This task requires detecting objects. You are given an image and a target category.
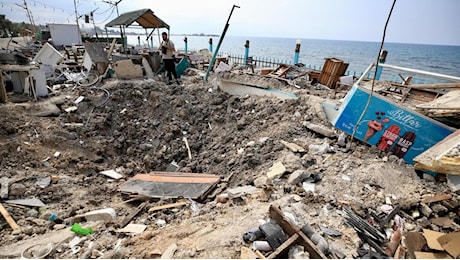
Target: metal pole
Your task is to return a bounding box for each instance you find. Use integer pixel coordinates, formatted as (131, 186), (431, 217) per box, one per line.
(294, 39), (301, 64)
(244, 40), (249, 65)
(103, 0), (124, 50)
(375, 50), (387, 80)
(18, 1), (38, 40)
(90, 9), (99, 40)
(73, 0), (82, 44)
(205, 4), (240, 82)
(184, 36), (188, 53)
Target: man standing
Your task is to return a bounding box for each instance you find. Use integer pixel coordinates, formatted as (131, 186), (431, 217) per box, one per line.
(160, 32), (180, 85)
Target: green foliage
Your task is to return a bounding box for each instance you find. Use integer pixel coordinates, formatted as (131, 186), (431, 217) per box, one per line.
(0, 14), (47, 38)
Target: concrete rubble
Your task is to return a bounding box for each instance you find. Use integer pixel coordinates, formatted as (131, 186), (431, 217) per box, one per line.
(0, 36), (459, 259)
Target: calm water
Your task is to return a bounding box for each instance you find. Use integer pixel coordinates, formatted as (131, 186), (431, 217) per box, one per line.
(126, 34), (460, 83)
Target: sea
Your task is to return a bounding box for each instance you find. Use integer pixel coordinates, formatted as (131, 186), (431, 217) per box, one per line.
(123, 34), (460, 84)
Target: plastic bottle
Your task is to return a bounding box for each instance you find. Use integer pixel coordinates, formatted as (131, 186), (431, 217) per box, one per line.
(70, 223), (93, 236)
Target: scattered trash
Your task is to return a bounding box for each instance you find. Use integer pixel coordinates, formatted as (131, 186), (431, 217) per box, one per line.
(74, 96), (84, 104)
(35, 176), (51, 188)
(188, 198), (200, 212)
(72, 208), (116, 224)
(252, 240), (272, 251)
(70, 223), (93, 236)
(309, 142), (335, 154)
(156, 219), (166, 228)
(99, 169), (123, 180)
(302, 182), (315, 192)
(4, 198), (46, 207)
(21, 243), (53, 259)
(119, 172), (220, 201)
(117, 224), (147, 234)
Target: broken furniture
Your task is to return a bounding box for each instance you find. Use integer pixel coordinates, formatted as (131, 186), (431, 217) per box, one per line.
(0, 64), (47, 98)
(119, 172), (220, 201)
(268, 64), (291, 78)
(318, 58), (349, 88)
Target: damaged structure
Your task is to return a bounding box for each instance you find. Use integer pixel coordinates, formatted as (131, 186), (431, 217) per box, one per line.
(1, 10), (460, 259)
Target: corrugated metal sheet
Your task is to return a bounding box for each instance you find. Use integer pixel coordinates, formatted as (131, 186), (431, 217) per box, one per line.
(105, 8), (169, 29)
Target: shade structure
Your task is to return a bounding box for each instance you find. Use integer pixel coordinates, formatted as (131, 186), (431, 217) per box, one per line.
(105, 8), (169, 29)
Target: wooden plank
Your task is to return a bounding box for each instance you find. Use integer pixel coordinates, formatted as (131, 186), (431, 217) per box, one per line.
(130, 173), (220, 183)
(0, 71), (7, 103)
(268, 205), (326, 259)
(398, 82), (460, 90)
(414, 129), (460, 175)
(119, 201), (148, 228)
(119, 172), (220, 201)
(106, 38), (117, 59)
(148, 201), (188, 213)
(268, 205), (298, 236)
(267, 233), (298, 259)
(254, 250), (266, 259)
(421, 194), (453, 204)
(416, 90), (460, 110)
(0, 202), (20, 231)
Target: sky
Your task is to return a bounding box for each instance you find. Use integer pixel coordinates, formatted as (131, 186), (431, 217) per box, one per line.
(1, 0), (459, 46)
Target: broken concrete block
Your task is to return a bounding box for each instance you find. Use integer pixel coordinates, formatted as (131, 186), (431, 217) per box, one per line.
(419, 203), (433, 217)
(280, 140), (306, 153)
(287, 170), (309, 185)
(142, 57), (154, 79)
(113, 60), (143, 79)
(99, 169), (123, 179)
(253, 176), (272, 188)
(227, 185), (259, 198)
(446, 174), (460, 193)
(267, 161), (286, 179)
(161, 243), (178, 259)
(304, 122), (335, 137)
(72, 208), (116, 224)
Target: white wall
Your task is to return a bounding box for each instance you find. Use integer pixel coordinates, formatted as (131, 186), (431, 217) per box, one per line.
(48, 24), (81, 46)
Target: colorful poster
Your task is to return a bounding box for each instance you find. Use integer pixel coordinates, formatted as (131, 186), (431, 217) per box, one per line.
(332, 85), (454, 164)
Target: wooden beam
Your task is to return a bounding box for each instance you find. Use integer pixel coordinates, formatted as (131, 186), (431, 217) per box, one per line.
(148, 201), (188, 213)
(119, 201), (148, 228)
(0, 71), (7, 103)
(404, 82), (460, 90)
(268, 205), (326, 259)
(267, 233), (299, 259)
(0, 202), (20, 231)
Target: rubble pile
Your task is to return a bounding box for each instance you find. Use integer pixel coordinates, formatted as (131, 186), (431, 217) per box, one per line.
(0, 38), (459, 259)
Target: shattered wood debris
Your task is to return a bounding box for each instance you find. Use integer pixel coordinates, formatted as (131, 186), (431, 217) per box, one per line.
(119, 172), (221, 201)
(414, 129), (460, 176)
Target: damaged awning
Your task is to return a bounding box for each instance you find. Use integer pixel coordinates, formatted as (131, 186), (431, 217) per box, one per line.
(105, 9), (169, 29)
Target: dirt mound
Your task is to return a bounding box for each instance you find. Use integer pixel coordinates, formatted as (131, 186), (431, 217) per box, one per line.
(0, 71), (457, 259)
